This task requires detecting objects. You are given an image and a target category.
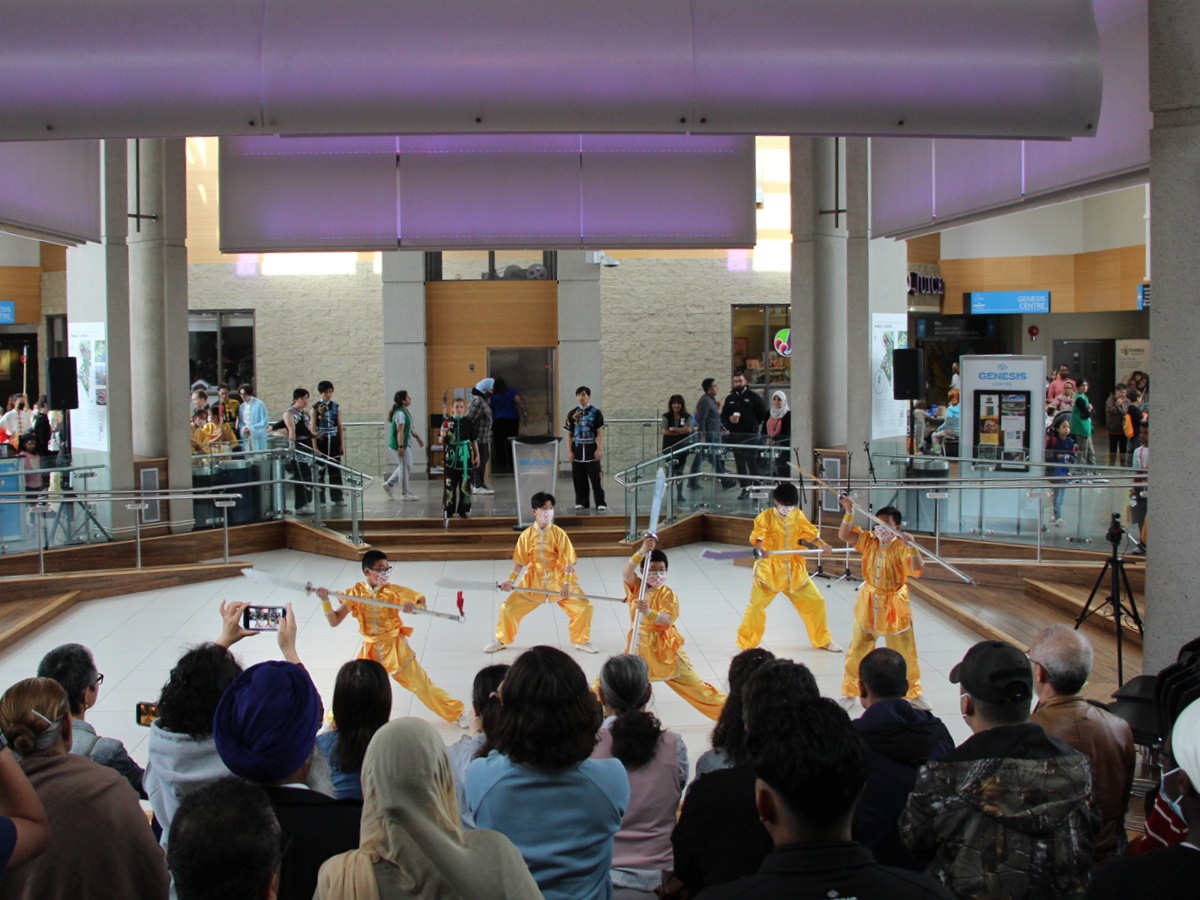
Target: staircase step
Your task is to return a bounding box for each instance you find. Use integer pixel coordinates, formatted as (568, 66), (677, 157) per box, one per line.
(0, 592), (82, 654)
(1024, 579), (1143, 646)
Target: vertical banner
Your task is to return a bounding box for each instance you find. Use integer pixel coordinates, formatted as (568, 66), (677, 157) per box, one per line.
(959, 355), (1046, 464)
(511, 437), (561, 527)
(67, 321), (108, 451)
(1115, 340), (1150, 385)
(870, 313), (909, 440)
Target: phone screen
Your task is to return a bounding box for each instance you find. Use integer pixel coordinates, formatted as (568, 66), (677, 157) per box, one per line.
(242, 605), (287, 632)
(136, 701), (159, 727)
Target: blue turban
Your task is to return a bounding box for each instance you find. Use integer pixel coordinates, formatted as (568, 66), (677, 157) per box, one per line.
(475, 378), (495, 393)
(213, 661), (322, 784)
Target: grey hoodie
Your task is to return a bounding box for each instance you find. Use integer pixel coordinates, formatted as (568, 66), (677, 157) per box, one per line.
(143, 721), (233, 848)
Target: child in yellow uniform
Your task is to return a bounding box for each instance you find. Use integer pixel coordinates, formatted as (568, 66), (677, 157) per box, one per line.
(836, 496), (928, 710)
(623, 536), (727, 720)
(318, 550), (466, 725)
(736, 482), (843, 653)
(484, 491), (597, 654)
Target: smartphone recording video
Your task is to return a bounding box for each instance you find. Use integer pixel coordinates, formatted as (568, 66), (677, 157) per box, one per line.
(242, 605), (287, 632)
(136, 701), (159, 727)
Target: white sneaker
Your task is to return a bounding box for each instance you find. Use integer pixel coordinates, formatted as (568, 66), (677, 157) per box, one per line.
(909, 696), (932, 711)
(382, 482), (395, 498)
(574, 504), (586, 510)
(597, 504), (608, 511)
(401, 492), (419, 501)
(574, 641), (599, 654)
(474, 486), (495, 495)
(820, 640), (844, 653)
(838, 696), (858, 712)
(483, 640), (508, 654)
(1055, 518), (1066, 526)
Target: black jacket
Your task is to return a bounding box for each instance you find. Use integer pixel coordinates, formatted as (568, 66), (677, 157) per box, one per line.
(721, 388), (768, 435)
(263, 785), (362, 900)
(672, 765), (773, 892)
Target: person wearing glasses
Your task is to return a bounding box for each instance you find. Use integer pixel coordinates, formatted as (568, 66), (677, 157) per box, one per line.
(317, 550), (466, 727)
(36, 643), (146, 797)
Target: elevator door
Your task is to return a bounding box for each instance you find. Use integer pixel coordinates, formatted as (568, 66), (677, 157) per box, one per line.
(487, 347), (556, 435)
(1053, 339), (1115, 426)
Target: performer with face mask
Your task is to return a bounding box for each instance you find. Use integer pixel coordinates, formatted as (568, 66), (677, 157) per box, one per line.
(736, 482), (843, 653)
(484, 492), (598, 654)
(836, 496), (928, 711)
(317, 550), (466, 725)
(621, 536), (726, 719)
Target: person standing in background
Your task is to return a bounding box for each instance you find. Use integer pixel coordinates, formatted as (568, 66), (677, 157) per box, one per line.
(1105, 383), (1130, 466)
(1070, 378), (1096, 471)
(949, 361), (961, 393)
(765, 390), (791, 478)
(661, 394), (693, 502)
(721, 371), (768, 499)
(383, 390), (423, 501)
(466, 378), (495, 495)
(489, 377), (528, 474)
(312, 381), (345, 505)
(237, 384), (270, 452)
(687, 377), (729, 489)
(565, 386), (607, 511)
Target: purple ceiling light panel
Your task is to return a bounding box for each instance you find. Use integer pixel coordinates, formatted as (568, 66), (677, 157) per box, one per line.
(0, 0), (1101, 141)
(0, 141), (100, 243)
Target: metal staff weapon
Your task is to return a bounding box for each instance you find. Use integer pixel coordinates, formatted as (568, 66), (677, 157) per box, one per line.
(241, 568), (466, 621)
(701, 547), (855, 561)
(434, 576), (627, 604)
(793, 465), (976, 585)
(628, 467), (668, 652)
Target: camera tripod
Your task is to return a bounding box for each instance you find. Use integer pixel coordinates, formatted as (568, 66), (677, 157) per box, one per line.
(1075, 513), (1144, 686)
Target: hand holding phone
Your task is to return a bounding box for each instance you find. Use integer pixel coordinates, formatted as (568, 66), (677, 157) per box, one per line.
(135, 701), (159, 727)
(242, 605), (288, 632)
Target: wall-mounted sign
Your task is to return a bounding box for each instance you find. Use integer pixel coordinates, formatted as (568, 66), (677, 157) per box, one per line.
(915, 316), (998, 340)
(0, 302), (14, 325)
(772, 328), (792, 357)
(1138, 284), (1150, 310)
(907, 272), (945, 295)
(967, 290), (1050, 315)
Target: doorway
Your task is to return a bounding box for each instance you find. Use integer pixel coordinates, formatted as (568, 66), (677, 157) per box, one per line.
(487, 347), (556, 436)
(1053, 339), (1115, 428)
(0, 332), (39, 405)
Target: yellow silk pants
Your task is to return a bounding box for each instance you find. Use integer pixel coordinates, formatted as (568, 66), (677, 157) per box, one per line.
(840, 622), (922, 700)
(494, 591), (594, 645)
(736, 578), (833, 650)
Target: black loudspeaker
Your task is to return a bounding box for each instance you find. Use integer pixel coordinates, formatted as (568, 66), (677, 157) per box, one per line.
(47, 357), (79, 410)
(892, 349), (925, 401)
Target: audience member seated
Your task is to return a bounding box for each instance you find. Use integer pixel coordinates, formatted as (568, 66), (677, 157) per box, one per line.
(1029, 625), (1135, 863)
(167, 777), (282, 900)
(696, 691), (954, 899)
(900, 640), (1098, 899)
(1083, 697), (1200, 899)
(0, 727), (48, 874)
(851, 648), (953, 870)
(317, 718), (541, 900)
(316, 659), (392, 801)
(145, 600), (266, 847)
(37, 642), (146, 797)
(446, 663), (508, 829)
(0, 677), (169, 898)
(668, 660), (816, 898)
(593, 654), (688, 899)
(214, 641), (362, 900)
(467, 645), (630, 900)
(693, 649), (775, 777)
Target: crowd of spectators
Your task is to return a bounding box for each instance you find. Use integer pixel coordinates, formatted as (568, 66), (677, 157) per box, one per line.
(0, 601), (1193, 900)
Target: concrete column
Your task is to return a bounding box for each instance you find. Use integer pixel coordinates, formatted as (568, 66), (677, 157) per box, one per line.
(1143, 0), (1200, 671)
(65, 140), (135, 531)
(126, 138), (192, 530)
(844, 138), (872, 463)
(558, 251), (602, 466)
(381, 251), (427, 468)
(790, 138), (818, 470)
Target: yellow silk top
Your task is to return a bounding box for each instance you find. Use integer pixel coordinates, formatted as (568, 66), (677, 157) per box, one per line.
(512, 523), (578, 595)
(623, 577), (686, 681)
(851, 526), (921, 635)
(750, 507), (820, 592)
(342, 582), (426, 672)
(190, 422), (220, 455)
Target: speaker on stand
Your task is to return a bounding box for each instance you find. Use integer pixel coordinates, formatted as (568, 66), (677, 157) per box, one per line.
(892, 348), (925, 469)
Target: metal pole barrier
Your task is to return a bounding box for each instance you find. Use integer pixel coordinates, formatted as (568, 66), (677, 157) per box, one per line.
(126, 503), (148, 569)
(927, 491), (949, 557)
(33, 503), (52, 575)
(1027, 490), (1052, 563)
(215, 500), (237, 563)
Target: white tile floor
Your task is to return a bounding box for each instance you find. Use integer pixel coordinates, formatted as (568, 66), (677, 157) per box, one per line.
(0, 543), (982, 776)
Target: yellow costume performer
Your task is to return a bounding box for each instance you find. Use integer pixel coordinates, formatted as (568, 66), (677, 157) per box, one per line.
(491, 520), (594, 647)
(839, 515), (924, 702)
(624, 567), (726, 720)
(335, 581), (464, 723)
(737, 503), (835, 651)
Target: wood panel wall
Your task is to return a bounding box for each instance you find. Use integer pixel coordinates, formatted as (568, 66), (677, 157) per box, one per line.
(907, 234), (941, 266)
(0, 267), (43, 324)
(940, 244), (1147, 315)
(425, 281), (558, 418)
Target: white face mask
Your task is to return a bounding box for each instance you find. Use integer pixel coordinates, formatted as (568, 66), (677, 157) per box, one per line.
(874, 525), (896, 544)
(644, 570), (667, 589)
(534, 509), (554, 527)
(775, 504), (794, 518)
(371, 569), (391, 587)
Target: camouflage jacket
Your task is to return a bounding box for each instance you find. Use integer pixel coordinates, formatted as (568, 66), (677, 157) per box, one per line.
(899, 722), (1099, 900)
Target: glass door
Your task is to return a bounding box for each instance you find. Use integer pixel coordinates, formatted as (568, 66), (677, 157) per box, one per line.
(731, 304), (791, 401)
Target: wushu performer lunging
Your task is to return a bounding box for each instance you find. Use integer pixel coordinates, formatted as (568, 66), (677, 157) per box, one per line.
(483, 492), (598, 654)
(736, 482), (843, 653)
(836, 495), (930, 711)
(318, 550), (466, 725)
(623, 535), (726, 720)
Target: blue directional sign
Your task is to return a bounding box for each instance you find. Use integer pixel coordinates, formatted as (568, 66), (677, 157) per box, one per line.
(0, 302), (14, 324)
(967, 290), (1050, 315)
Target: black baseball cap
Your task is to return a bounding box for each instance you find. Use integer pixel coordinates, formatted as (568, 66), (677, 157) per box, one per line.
(949, 640), (1033, 705)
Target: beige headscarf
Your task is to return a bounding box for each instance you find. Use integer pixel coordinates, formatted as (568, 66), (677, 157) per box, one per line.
(315, 718), (542, 900)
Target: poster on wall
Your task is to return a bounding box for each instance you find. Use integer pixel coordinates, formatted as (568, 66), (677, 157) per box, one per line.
(67, 321), (108, 452)
(959, 355), (1045, 466)
(1115, 340), (1150, 386)
(870, 313), (909, 440)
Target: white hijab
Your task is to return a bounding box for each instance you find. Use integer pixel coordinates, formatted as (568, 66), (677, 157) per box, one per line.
(769, 391), (790, 419)
(315, 718), (540, 900)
